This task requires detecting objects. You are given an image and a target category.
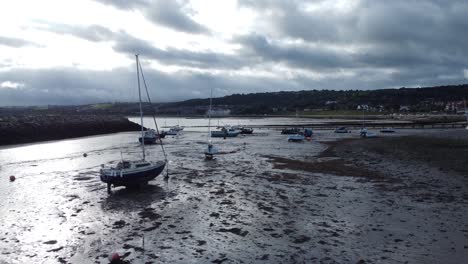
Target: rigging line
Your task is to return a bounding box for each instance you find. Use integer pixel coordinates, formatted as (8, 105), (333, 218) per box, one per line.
(136, 54), (146, 161)
(137, 60), (169, 163)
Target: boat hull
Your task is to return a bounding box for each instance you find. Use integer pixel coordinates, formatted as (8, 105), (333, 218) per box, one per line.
(288, 135), (305, 142)
(139, 137), (157, 144)
(211, 131), (239, 137)
(100, 162), (165, 187)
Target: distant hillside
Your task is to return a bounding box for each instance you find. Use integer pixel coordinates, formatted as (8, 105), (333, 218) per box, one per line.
(1, 84), (467, 116)
(158, 84), (468, 115)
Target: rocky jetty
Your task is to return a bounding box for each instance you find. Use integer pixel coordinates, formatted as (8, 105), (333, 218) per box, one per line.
(0, 114), (141, 146)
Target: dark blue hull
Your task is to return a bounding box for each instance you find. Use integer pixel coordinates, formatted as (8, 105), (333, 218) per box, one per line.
(139, 137), (157, 144)
(100, 164), (165, 187)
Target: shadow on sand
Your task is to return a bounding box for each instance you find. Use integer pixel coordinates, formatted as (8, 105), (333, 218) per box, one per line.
(101, 184), (166, 212)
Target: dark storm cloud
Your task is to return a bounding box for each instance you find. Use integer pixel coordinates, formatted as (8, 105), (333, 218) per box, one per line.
(94, 0), (209, 34)
(112, 32), (245, 69)
(2, 61), (465, 106)
(237, 0), (468, 78)
(235, 34), (354, 70)
(0, 36), (41, 48)
(0, 67), (300, 106)
(145, 0), (209, 34)
(3, 0), (467, 106)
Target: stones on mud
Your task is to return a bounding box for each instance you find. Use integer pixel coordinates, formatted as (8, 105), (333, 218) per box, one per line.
(210, 188), (225, 195)
(197, 240), (207, 246)
(113, 220), (127, 229)
(175, 230), (191, 235)
(138, 208), (161, 220)
(195, 182), (206, 187)
(219, 199), (234, 205)
(257, 202), (274, 212)
(217, 227), (249, 237)
(212, 254), (228, 264)
(270, 233), (282, 238)
(43, 240), (57, 245)
(292, 235), (311, 244)
(123, 243), (144, 252)
(46, 246), (64, 252)
(209, 212), (220, 218)
(142, 222), (162, 232)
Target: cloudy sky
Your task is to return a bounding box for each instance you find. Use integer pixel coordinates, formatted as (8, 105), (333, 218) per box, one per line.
(0, 0), (467, 106)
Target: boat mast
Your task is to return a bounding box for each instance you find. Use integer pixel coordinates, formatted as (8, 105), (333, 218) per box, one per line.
(362, 105), (365, 128)
(136, 54), (145, 160)
(464, 99), (468, 127)
(208, 87), (213, 140)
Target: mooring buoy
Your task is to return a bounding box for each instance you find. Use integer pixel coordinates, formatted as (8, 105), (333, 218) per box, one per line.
(109, 252), (120, 263)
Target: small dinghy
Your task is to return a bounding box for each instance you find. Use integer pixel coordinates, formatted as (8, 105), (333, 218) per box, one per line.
(360, 128), (377, 138)
(380, 127), (396, 133)
(334, 127), (350, 133)
(288, 134), (305, 142)
(204, 141), (219, 160)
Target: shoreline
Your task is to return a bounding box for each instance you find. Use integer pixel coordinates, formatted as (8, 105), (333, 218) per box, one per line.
(0, 114), (141, 146)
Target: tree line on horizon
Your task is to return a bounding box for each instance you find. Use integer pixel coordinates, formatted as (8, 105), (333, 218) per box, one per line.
(1, 84), (468, 115)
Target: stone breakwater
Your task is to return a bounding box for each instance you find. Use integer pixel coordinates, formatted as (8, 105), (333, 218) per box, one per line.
(0, 114), (141, 146)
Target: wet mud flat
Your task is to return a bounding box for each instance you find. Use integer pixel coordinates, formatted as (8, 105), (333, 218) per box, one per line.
(0, 129), (467, 263)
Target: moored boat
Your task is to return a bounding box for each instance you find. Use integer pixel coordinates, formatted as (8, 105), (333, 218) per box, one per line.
(380, 127), (396, 133)
(100, 54), (167, 193)
(138, 129), (158, 144)
(288, 134), (305, 142)
(100, 160), (165, 191)
(281, 127), (300, 135)
(360, 128), (377, 138)
(334, 127), (350, 133)
(211, 126), (240, 138)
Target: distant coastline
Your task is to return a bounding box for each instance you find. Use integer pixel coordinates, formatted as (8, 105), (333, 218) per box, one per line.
(0, 114), (141, 146)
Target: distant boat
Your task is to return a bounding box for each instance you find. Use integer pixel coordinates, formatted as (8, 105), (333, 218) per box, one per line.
(165, 128), (180, 136)
(170, 125), (184, 132)
(211, 126), (240, 138)
(100, 55), (166, 193)
(360, 128), (377, 138)
(288, 134), (305, 142)
(303, 128), (313, 137)
(380, 127), (396, 133)
(232, 126), (254, 134)
(281, 127), (300, 135)
(334, 127), (350, 133)
(138, 129), (162, 144)
(205, 87), (218, 160)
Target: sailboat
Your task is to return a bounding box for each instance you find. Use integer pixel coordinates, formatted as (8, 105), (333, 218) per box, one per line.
(100, 55), (166, 193)
(359, 105), (377, 138)
(205, 87), (218, 159)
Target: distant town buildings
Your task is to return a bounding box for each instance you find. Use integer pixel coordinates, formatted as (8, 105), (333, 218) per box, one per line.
(207, 108), (231, 116)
